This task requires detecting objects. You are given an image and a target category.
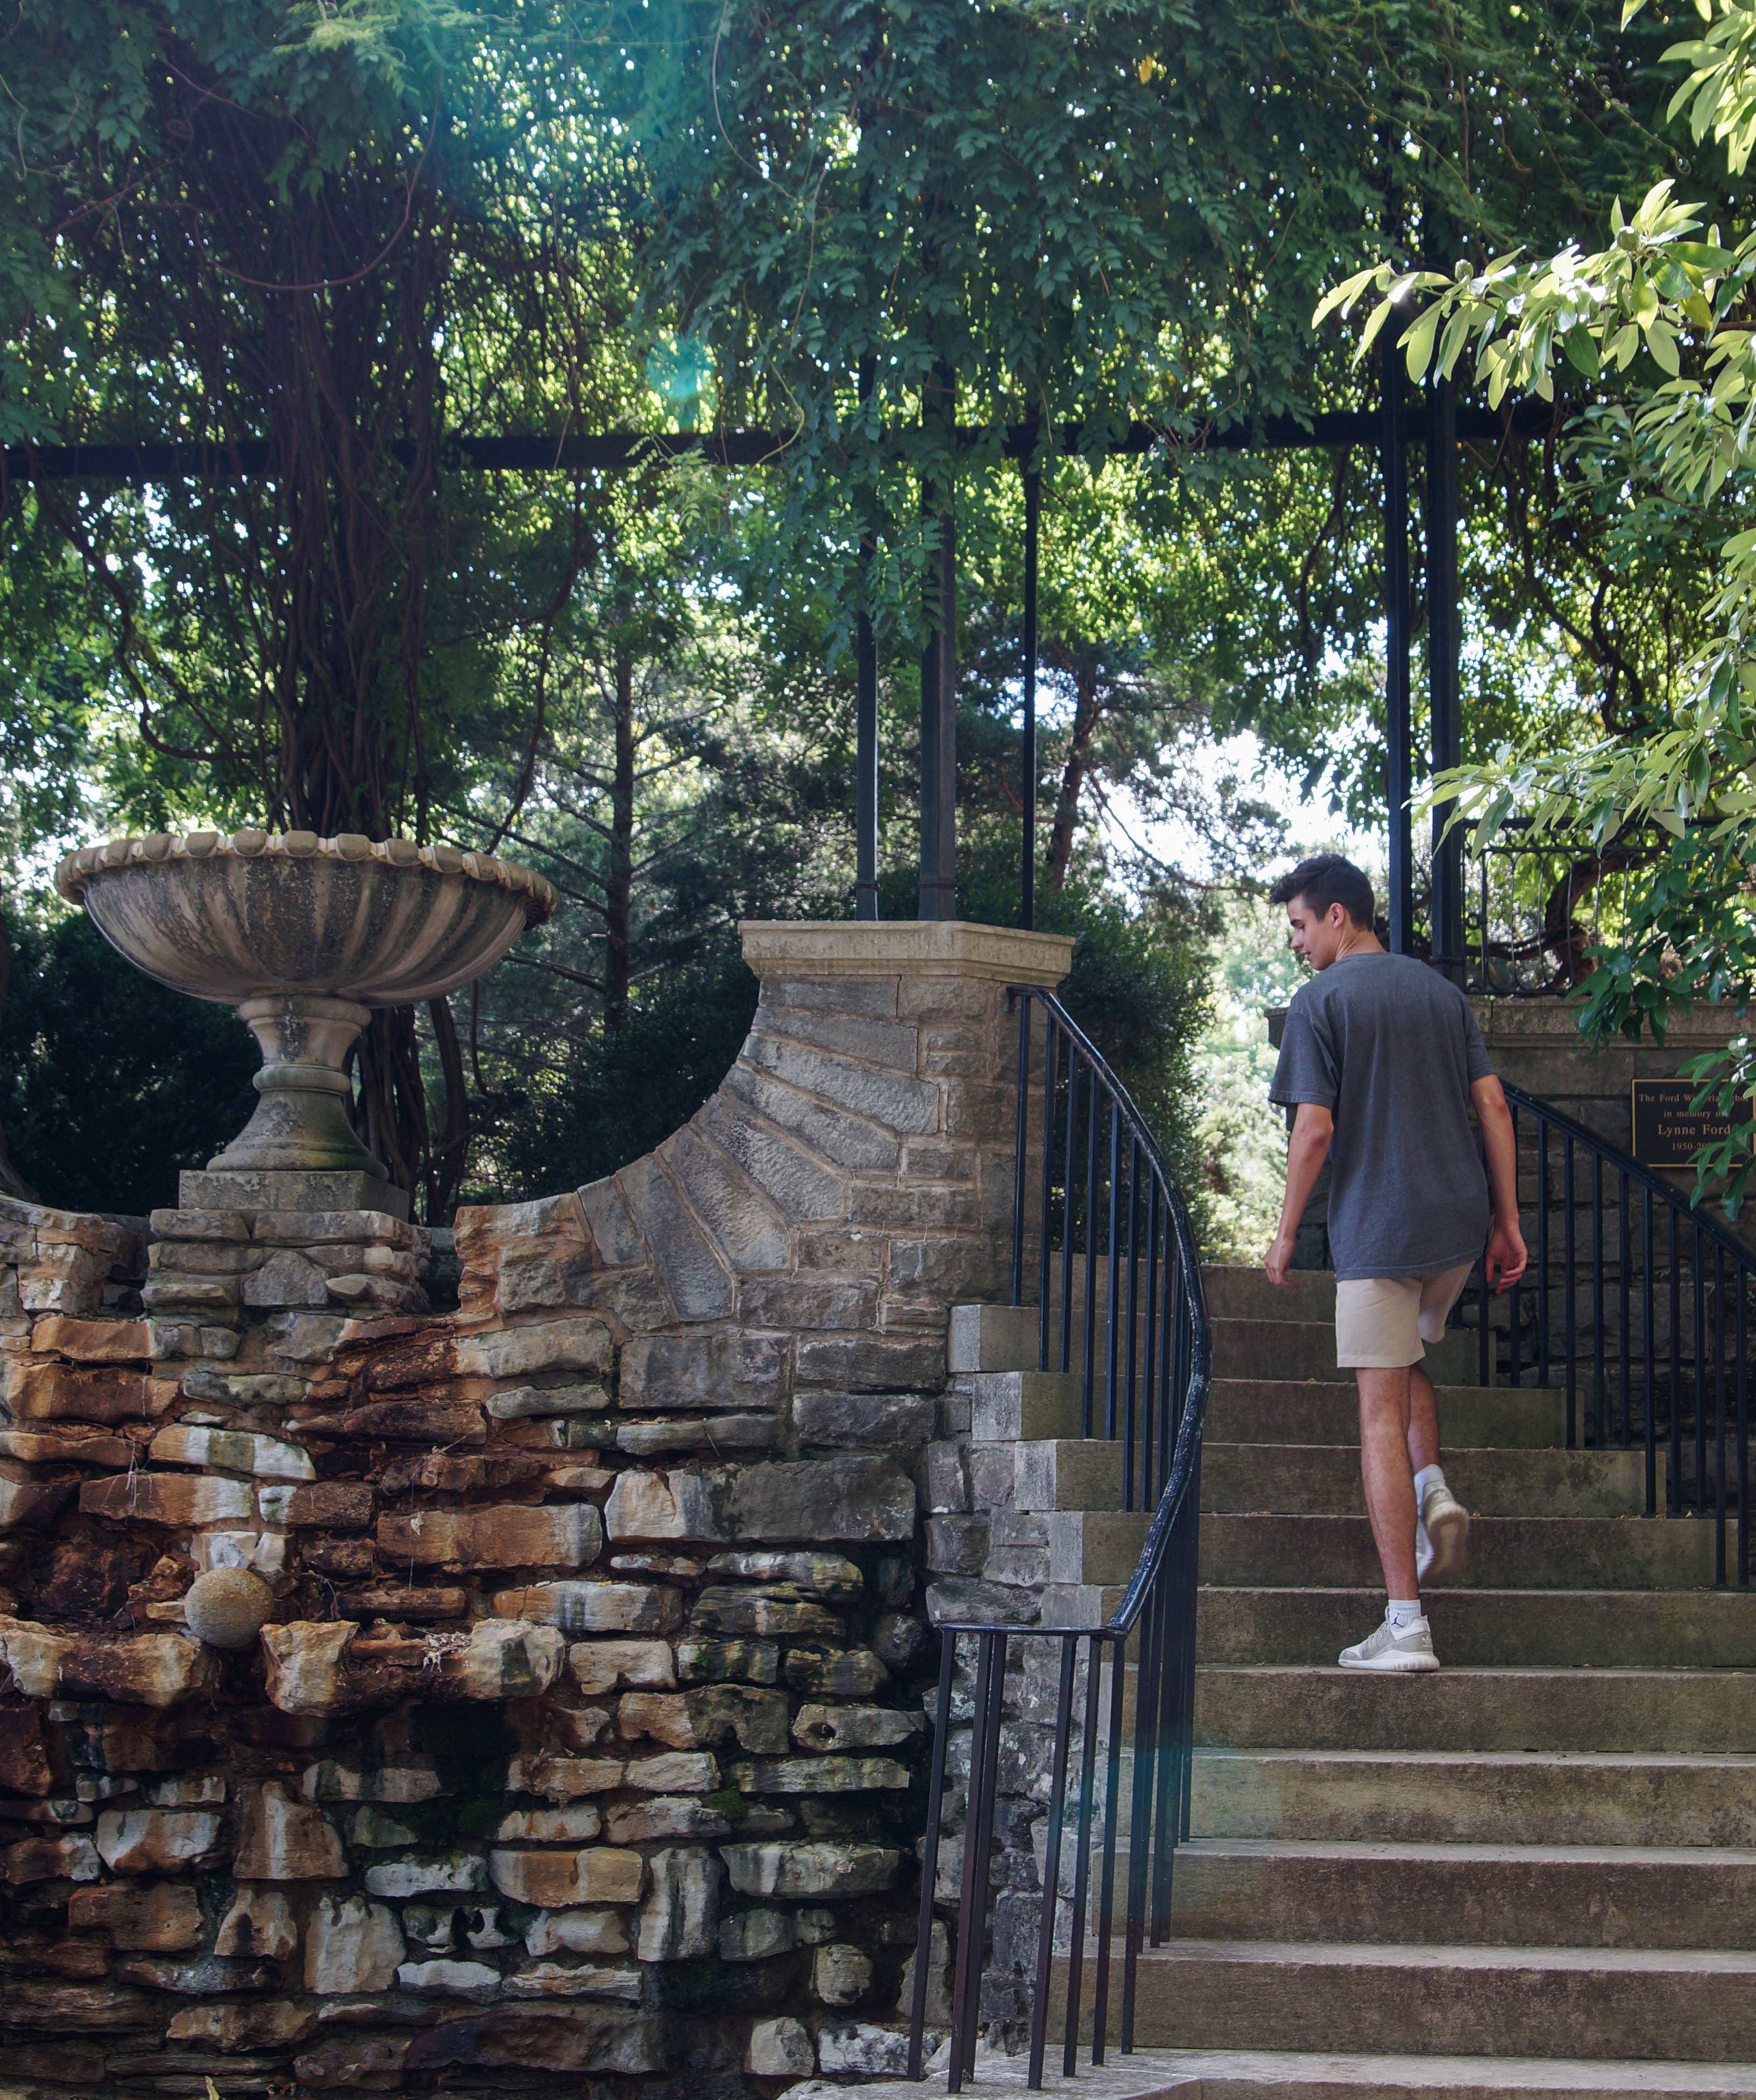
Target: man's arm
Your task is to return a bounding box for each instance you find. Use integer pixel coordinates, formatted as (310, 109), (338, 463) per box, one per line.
(1266, 1102), (1333, 1287)
(1471, 1073), (1528, 1291)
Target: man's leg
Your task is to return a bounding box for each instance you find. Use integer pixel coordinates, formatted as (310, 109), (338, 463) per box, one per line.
(1407, 1363), (1440, 1476)
(1357, 1366), (1420, 1602)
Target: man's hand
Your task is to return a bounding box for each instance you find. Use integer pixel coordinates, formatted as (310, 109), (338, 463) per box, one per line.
(1485, 1218), (1528, 1292)
(1265, 1229), (1298, 1287)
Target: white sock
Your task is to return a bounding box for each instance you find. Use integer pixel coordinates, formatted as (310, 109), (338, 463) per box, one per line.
(1385, 1598), (1424, 1629)
(1413, 1464), (1446, 1505)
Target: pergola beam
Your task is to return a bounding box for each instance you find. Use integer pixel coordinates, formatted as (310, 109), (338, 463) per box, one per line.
(0, 400), (1552, 487)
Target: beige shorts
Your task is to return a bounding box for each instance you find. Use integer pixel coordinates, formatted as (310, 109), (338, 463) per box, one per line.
(1334, 1264), (1474, 1369)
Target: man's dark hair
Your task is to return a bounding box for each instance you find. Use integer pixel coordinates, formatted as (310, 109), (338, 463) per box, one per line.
(1269, 853), (1374, 929)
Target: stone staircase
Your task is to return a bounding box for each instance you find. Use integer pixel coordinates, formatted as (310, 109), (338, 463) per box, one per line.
(951, 1265), (1756, 2099)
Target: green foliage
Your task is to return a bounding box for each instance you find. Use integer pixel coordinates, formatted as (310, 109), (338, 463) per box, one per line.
(0, 914), (257, 1217)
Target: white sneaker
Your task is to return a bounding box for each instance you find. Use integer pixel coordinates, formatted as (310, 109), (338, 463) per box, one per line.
(1418, 1481), (1470, 1586)
(1339, 1614), (1440, 1672)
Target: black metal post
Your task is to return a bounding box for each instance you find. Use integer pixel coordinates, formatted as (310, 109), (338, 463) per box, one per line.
(855, 360), (880, 921)
(1381, 346), (1413, 954)
(1427, 372), (1464, 980)
(919, 365), (958, 921)
(1022, 462), (1040, 932)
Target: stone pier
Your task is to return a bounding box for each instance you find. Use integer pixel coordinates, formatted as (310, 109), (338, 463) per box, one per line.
(0, 919), (1068, 2098)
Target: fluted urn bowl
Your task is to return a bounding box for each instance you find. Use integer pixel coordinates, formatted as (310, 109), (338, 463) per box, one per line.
(56, 829), (556, 1190)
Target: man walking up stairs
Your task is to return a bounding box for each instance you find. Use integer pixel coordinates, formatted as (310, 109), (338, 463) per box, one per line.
(1265, 853), (1527, 1671)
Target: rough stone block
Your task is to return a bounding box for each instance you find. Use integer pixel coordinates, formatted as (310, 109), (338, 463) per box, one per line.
(215, 1884), (299, 1959)
(493, 1582), (682, 1636)
(241, 1249), (330, 1309)
(662, 1126), (791, 1270)
(0, 1622), (214, 1706)
(5, 1360), (180, 1425)
(376, 1503), (601, 1570)
(619, 1155), (734, 1319)
(504, 1961), (642, 2000)
(726, 1456), (915, 1543)
(5, 1832), (101, 1882)
(95, 1808), (224, 1874)
(676, 1637), (780, 1685)
(30, 1316), (150, 1362)
(794, 1333), (946, 1392)
(495, 1805), (602, 1843)
(364, 1853), (490, 1898)
(603, 1797), (732, 1843)
(616, 1411), (781, 1455)
(747, 2014), (816, 2077)
(79, 1471), (254, 1526)
(813, 1942), (874, 2005)
(167, 2000), (315, 2050)
(0, 1466), (75, 1531)
(294, 2035), (411, 2090)
(507, 1754), (626, 1801)
(258, 1479), (373, 1528)
(733, 1755), (911, 1793)
(723, 1840), (902, 1898)
(691, 1586), (841, 1639)
(795, 1388), (935, 1449)
(525, 1909), (631, 1957)
(305, 1893), (405, 1993)
(455, 1318), (613, 1382)
(783, 1647), (890, 1697)
(301, 1758), (444, 1804)
(487, 1381), (610, 1419)
(745, 1033), (940, 1132)
(618, 1685), (790, 1755)
(699, 1095), (847, 1221)
(724, 1063), (901, 1173)
(739, 1276), (879, 1330)
(68, 1879), (203, 1950)
(818, 2023), (912, 2076)
(149, 1423), (314, 1479)
(719, 1906), (795, 1961)
(636, 1844), (722, 1960)
(487, 1846), (644, 1909)
(926, 1515), (989, 1575)
(233, 1780), (346, 1879)
(567, 1640), (675, 1694)
(618, 1330), (785, 1413)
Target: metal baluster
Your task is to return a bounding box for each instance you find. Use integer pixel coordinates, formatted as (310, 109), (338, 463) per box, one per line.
(1123, 1141), (1140, 1510)
(1011, 992), (1031, 1309)
(1591, 1154), (1605, 1448)
(1644, 1186), (1658, 1517)
(1738, 1276), (1750, 1587)
(1619, 1169), (1631, 1447)
(1716, 1243), (1728, 1587)
(1160, 1241), (1178, 1503)
(1039, 1010), (1057, 1373)
(1082, 1065), (1099, 1432)
(1104, 1102), (1121, 1445)
(1670, 1209), (1683, 1515)
(1179, 1443), (1202, 1841)
(1508, 1104), (1523, 1388)
(950, 1630), (1006, 2092)
(1062, 1634), (1102, 2073)
(1091, 1631), (1127, 2063)
(1150, 1545), (1180, 1944)
(1142, 1180), (1160, 1509)
(1563, 1137), (1577, 1449)
(1536, 1123), (1551, 1387)
(1059, 1049), (1078, 1376)
(1026, 1640), (1078, 2088)
(1121, 1583), (1160, 2054)
(908, 1635), (958, 2078)
(1694, 1228), (1708, 1519)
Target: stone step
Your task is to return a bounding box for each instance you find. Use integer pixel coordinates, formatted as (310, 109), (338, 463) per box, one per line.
(1214, 1317), (1475, 1387)
(1086, 2047), (1756, 2100)
(1206, 1379), (1566, 1450)
(1196, 1587), (1756, 1670)
(1196, 1666), (1756, 1755)
(1008, 1438), (1126, 1513)
(1202, 1265), (1339, 1324)
(1053, 1940), (1756, 2061)
(1163, 1836), (1756, 1950)
(1189, 1749), (1756, 1849)
(1201, 1445), (1652, 1519)
(1201, 1515), (1721, 1591)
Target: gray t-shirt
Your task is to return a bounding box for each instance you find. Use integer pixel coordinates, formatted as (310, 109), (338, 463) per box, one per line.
(1269, 952), (1495, 1281)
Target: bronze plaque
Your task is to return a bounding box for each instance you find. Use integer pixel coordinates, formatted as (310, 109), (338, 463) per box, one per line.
(1630, 1078), (1752, 1169)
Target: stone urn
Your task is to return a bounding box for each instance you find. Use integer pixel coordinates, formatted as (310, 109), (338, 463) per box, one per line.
(56, 829), (556, 1215)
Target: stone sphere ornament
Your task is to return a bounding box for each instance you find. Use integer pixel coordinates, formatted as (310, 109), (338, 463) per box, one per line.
(183, 1567), (277, 1650)
(56, 830), (557, 1214)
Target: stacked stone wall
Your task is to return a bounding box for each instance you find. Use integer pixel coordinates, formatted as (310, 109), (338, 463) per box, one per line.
(0, 929), (1066, 2099)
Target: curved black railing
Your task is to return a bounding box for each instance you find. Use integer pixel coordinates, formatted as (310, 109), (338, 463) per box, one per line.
(907, 990), (1212, 2090)
(1472, 1084), (1753, 1586)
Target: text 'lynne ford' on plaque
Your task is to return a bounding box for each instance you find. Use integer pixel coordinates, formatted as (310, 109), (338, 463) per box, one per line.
(1630, 1078), (1754, 1170)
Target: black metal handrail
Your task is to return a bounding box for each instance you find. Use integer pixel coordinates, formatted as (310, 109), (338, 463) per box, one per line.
(907, 989), (1212, 2089)
(1472, 1083), (1752, 1585)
